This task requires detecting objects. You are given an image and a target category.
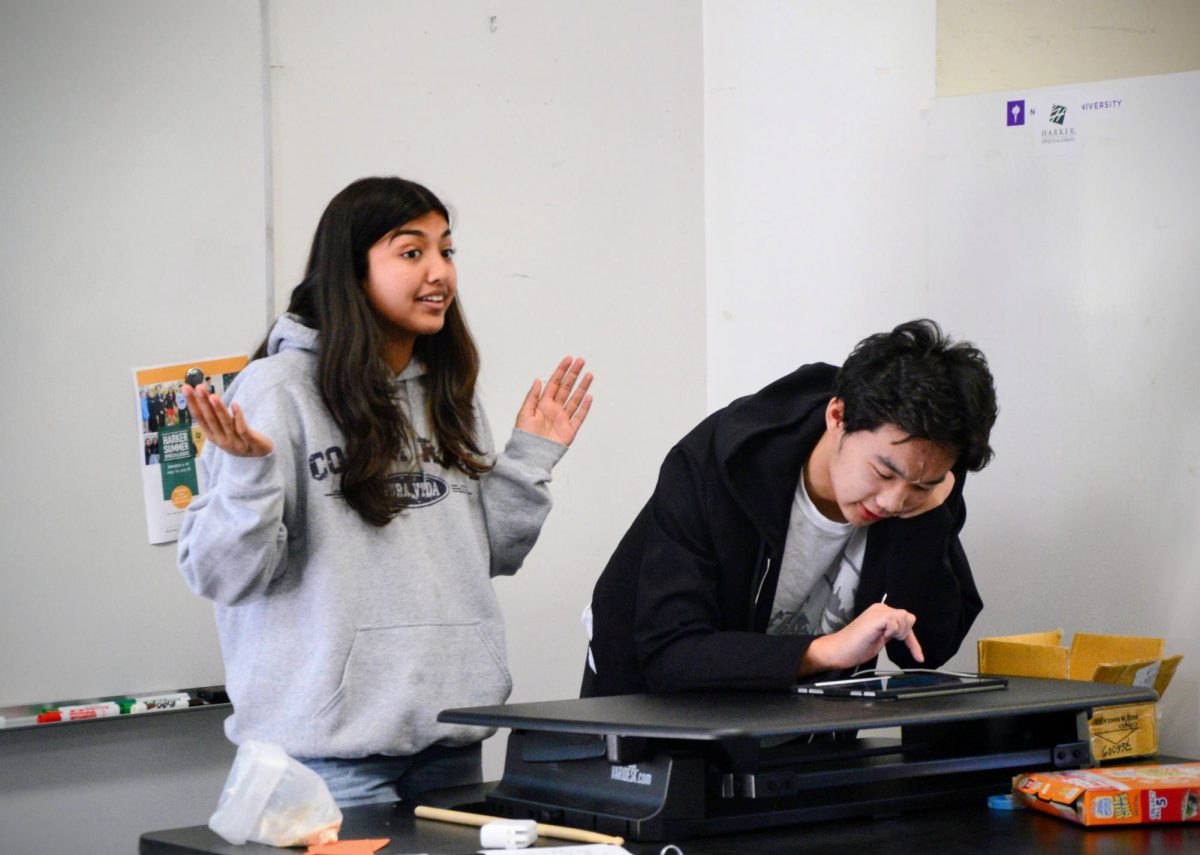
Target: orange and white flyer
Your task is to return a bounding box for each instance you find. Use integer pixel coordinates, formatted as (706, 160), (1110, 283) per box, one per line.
(132, 355), (248, 544)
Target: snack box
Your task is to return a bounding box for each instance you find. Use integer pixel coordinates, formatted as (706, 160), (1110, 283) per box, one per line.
(1014, 763), (1200, 826)
(978, 630), (1181, 761)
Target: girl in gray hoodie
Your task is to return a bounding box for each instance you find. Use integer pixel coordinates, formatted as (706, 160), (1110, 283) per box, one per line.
(178, 176), (593, 806)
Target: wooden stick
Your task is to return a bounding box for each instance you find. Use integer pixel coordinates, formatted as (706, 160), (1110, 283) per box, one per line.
(414, 804), (626, 847)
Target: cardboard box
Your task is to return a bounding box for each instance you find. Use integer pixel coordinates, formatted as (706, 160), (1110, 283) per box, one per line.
(1013, 763), (1200, 826)
(977, 630), (1181, 761)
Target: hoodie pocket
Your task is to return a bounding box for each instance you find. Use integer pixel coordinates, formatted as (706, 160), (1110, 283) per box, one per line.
(313, 620), (512, 753)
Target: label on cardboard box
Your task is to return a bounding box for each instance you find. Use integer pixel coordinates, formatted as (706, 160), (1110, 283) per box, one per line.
(1090, 704), (1157, 762)
(1133, 661), (1161, 689)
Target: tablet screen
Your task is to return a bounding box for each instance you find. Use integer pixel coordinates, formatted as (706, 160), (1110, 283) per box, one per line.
(792, 671), (1007, 700)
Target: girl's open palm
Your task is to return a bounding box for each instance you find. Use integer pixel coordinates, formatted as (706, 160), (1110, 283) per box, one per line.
(182, 383), (274, 458)
(515, 356), (593, 447)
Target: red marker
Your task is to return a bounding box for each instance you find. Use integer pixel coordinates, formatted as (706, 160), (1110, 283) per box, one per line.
(37, 702), (122, 723)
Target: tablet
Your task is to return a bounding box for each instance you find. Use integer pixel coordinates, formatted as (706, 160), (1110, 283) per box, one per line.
(792, 671), (1008, 700)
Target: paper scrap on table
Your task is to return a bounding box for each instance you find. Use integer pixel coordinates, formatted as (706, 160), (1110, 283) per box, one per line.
(306, 839), (391, 854)
(480, 846), (632, 854)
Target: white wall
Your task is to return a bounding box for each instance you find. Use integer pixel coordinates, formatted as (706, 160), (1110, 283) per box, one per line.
(704, 0), (938, 408)
(926, 72), (1200, 759)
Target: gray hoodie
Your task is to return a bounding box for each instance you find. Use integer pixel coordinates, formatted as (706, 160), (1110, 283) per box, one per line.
(178, 315), (566, 759)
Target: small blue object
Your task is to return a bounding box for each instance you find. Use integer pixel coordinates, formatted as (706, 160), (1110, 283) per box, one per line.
(988, 793), (1025, 810)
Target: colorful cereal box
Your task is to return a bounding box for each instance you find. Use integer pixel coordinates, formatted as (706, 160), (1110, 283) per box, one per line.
(1013, 763), (1200, 826)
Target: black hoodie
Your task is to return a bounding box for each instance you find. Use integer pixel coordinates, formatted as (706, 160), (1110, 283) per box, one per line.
(584, 363), (982, 697)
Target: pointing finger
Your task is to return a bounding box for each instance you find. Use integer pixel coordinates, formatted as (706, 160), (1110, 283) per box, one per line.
(904, 628), (925, 663)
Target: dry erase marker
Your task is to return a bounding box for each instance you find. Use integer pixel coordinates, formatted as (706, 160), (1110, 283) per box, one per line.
(0, 715), (39, 728)
(40, 702), (122, 722)
(118, 692), (191, 714)
(127, 698), (188, 714)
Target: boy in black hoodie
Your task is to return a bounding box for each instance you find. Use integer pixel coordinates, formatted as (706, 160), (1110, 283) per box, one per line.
(583, 319), (998, 697)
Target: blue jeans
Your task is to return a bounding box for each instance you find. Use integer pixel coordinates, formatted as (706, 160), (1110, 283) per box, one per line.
(299, 742), (482, 807)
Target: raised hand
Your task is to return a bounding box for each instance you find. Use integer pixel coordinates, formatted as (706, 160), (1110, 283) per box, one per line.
(181, 382), (274, 458)
(515, 356), (594, 447)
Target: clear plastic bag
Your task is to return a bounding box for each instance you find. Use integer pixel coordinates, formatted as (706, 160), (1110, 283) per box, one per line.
(208, 740), (343, 847)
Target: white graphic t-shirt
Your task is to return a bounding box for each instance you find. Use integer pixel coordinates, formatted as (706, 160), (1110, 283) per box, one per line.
(767, 467), (867, 636)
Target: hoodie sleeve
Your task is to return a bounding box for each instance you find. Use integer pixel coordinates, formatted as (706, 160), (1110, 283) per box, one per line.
(176, 366), (296, 606)
(631, 446), (814, 692)
(477, 404), (567, 578)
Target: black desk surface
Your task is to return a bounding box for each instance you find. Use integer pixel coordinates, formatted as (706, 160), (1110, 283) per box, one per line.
(439, 677), (1157, 740)
(141, 785), (1200, 855)
(143, 681), (1172, 853)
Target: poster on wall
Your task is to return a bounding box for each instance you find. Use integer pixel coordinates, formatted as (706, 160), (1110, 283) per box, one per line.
(132, 355), (248, 544)
(993, 79), (1127, 158)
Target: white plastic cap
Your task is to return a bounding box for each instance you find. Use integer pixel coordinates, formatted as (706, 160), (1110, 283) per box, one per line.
(479, 818), (538, 849)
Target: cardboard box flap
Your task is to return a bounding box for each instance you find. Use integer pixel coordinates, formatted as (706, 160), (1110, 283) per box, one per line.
(1090, 655), (1181, 696)
(986, 629), (1065, 647)
(978, 638), (1068, 678)
(1070, 633), (1164, 681)
(1092, 658), (1163, 691)
(1155, 654), (1183, 695)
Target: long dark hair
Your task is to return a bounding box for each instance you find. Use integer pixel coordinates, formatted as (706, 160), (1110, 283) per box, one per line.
(255, 177), (489, 526)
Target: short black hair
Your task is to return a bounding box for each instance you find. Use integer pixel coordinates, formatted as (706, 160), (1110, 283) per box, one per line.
(833, 319), (997, 471)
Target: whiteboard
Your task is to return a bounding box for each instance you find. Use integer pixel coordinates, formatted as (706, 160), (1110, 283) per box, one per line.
(0, 1), (269, 707)
(927, 71), (1200, 756)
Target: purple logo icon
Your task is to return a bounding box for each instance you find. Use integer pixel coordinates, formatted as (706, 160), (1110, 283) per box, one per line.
(1007, 100), (1025, 126)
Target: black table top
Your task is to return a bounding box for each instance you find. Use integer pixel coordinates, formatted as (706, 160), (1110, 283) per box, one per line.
(439, 676), (1156, 740)
(143, 682), (1175, 854)
(140, 791), (1200, 855)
